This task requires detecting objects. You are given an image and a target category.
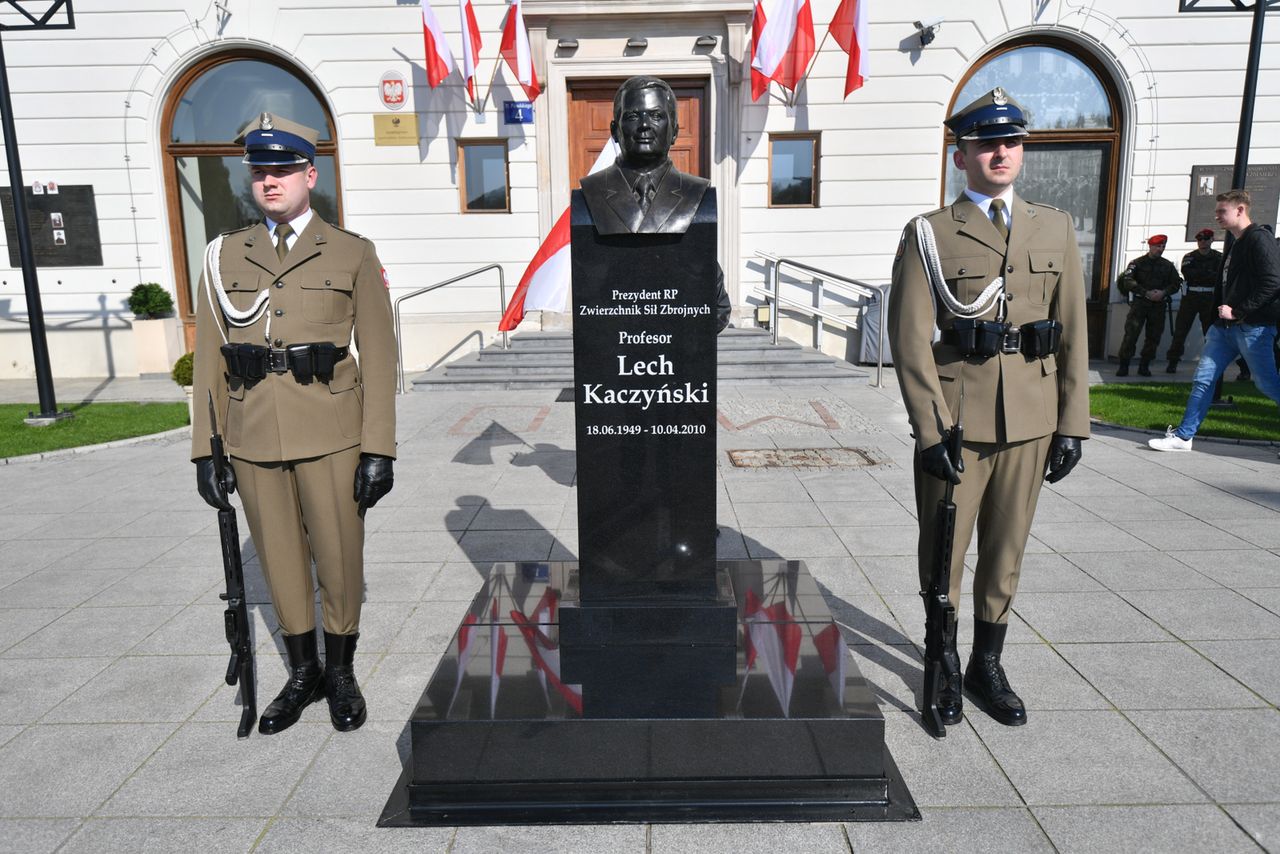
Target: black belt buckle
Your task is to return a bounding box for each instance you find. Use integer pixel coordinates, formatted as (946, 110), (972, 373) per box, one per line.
(267, 348), (290, 374)
(1000, 328), (1022, 354)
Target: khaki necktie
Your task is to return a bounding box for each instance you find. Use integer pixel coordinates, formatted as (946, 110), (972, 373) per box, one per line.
(274, 223), (294, 263)
(989, 199), (1009, 243)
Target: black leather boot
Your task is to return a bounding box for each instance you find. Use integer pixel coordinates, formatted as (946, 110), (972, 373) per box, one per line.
(1166, 360), (1178, 374)
(323, 631), (367, 732)
(1116, 361), (1130, 377)
(963, 620), (1027, 726)
(1137, 360), (1152, 377)
(258, 631), (324, 735)
(939, 632), (963, 725)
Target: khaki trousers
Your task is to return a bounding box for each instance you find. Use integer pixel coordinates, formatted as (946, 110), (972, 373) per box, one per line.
(913, 434), (1053, 624)
(231, 445), (364, 635)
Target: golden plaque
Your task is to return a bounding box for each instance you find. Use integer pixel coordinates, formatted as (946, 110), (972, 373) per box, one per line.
(373, 113), (419, 146)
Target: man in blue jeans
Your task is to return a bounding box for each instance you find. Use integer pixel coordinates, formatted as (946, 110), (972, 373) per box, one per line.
(1149, 188), (1280, 451)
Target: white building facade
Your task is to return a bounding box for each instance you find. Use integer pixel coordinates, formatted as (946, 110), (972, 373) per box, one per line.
(0, 0), (1276, 379)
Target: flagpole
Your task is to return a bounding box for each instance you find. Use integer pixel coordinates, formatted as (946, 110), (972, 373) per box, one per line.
(788, 29), (832, 108)
(478, 49), (504, 114)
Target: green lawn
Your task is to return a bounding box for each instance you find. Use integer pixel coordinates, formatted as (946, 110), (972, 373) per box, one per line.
(1, 402), (189, 459)
(1090, 381), (1280, 442)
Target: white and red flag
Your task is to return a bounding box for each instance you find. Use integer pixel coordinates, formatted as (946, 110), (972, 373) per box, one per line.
(447, 611), (480, 715)
(499, 0), (541, 102)
(750, 0), (816, 101)
(489, 599), (508, 717)
(420, 0), (457, 89)
(813, 622), (847, 705)
(510, 588), (583, 714)
(498, 139), (619, 331)
(458, 0), (484, 104)
(828, 0), (869, 97)
(742, 588), (802, 717)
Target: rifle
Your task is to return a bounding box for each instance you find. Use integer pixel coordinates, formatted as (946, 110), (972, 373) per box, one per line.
(920, 391), (964, 739)
(207, 391), (257, 738)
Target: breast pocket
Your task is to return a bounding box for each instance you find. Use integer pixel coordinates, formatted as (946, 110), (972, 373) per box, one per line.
(300, 273), (354, 324)
(941, 256), (990, 304)
(223, 274), (267, 314)
(1028, 251), (1064, 305)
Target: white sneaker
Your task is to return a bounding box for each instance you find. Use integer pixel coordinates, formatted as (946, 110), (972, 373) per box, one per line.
(1148, 427), (1192, 452)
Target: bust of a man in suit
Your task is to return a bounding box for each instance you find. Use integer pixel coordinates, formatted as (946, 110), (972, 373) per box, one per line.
(580, 76), (709, 235)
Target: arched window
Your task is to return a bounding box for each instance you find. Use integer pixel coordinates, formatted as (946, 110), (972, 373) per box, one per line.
(162, 52), (341, 346)
(944, 40), (1122, 357)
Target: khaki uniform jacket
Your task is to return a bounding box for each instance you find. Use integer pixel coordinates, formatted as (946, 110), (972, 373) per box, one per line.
(190, 217), (397, 463)
(888, 194), (1090, 449)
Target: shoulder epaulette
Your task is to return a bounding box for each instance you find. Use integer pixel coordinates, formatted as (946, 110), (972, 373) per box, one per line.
(219, 223), (256, 238)
(329, 223), (369, 241)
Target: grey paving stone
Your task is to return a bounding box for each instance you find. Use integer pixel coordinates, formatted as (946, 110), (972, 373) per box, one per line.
(797, 470), (896, 502)
(338, 601), (418, 655)
(1033, 804), (1258, 854)
(364, 530), (461, 563)
(0, 727), (22, 751)
(4, 605), (182, 659)
(57, 817), (266, 854)
(879, 710), (1023, 807)
(1224, 804), (1280, 854)
(1031, 522), (1154, 553)
(1244, 586), (1280, 616)
(993, 643), (1110, 711)
(98, 721), (329, 817)
(389, 601), (472, 654)
(128, 602), (252, 657)
(0, 513), (62, 538)
(1027, 491), (1103, 522)
(818, 500), (915, 527)
(0, 608), (66, 656)
(0, 658), (109, 724)
(844, 807), (1053, 853)
(42, 655), (222, 724)
(117, 509), (216, 540)
(256, 817), (454, 853)
(421, 563), (487, 602)
(848, 643), (920, 715)
(469, 502), (564, 531)
(724, 478), (811, 503)
(822, 586), (912, 646)
(856, 554), (927, 596)
(833, 525), (920, 557)
(20, 511), (141, 542)
(1057, 642), (1263, 710)
(1123, 520), (1255, 552)
(0, 818), (79, 854)
(1064, 551), (1221, 591)
(1214, 517), (1280, 549)
(1160, 490), (1279, 520)
(48, 537), (179, 571)
(283, 720), (407, 816)
(370, 501), (480, 532)
(363, 561), (440, 602)
(803, 555), (873, 602)
(1191, 639), (1280, 705)
(0, 538), (92, 573)
(882, 594), (1040, 646)
(362, 653), (441, 724)
(452, 822), (647, 854)
(1168, 548), (1280, 589)
(715, 528), (749, 559)
(1127, 709), (1280, 802)
(0, 723), (176, 817)
(86, 565), (220, 607)
(971, 710), (1206, 806)
(733, 500), (830, 527)
(1012, 592), (1172, 643)
(650, 822), (848, 853)
(742, 526), (851, 559)
(1122, 588), (1280, 640)
(0, 568), (130, 609)
(453, 529), (555, 563)
(1011, 553), (1106, 593)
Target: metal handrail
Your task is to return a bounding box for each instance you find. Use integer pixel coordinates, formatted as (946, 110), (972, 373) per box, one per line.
(753, 251), (886, 388)
(394, 263), (505, 394)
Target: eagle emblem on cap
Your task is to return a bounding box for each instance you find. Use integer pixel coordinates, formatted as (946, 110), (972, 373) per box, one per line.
(992, 88), (1008, 106)
(259, 112), (274, 130)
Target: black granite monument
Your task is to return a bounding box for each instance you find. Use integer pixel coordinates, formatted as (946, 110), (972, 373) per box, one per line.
(379, 77), (916, 826)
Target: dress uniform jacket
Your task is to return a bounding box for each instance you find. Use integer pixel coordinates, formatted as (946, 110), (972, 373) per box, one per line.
(888, 194), (1090, 451)
(190, 217), (396, 464)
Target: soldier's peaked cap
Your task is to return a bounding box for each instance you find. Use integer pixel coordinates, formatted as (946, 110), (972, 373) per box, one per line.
(236, 113), (319, 166)
(945, 88), (1030, 141)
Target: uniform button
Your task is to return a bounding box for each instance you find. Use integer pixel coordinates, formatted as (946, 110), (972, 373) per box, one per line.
(1047, 261), (1055, 268)
(231, 281), (238, 288)
(325, 279), (332, 287)
(275, 281), (284, 289)
(958, 268), (967, 275)
(1006, 265), (1014, 273)
(274, 309), (284, 317)
(274, 338), (283, 347)
(1005, 293), (1015, 301)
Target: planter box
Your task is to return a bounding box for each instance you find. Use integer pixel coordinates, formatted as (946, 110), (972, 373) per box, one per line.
(132, 316), (184, 377)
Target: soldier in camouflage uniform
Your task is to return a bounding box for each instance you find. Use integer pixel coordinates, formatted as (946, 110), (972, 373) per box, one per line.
(1166, 228), (1222, 373)
(1116, 234), (1182, 376)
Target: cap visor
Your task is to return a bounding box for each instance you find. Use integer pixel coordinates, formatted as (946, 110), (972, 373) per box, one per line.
(242, 151), (311, 166)
(959, 124), (1030, 141)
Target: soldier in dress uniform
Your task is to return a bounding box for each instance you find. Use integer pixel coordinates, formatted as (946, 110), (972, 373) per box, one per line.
(1115, 234), (1182, 376)
(190, 114), (397, 735)
(1166, 228), (1223, 373)
(888, 88), (1090, 728)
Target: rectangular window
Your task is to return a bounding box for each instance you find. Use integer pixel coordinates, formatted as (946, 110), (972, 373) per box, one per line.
(458, 140), (510, 213)
(768, 133), (820, 208)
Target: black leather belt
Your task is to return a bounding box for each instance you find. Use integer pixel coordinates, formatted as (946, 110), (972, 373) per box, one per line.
(1186, 287), (1215, 293)
(267, 348), (290, 374)
(940, 325), (1021, 354)
(221, 342), (349, 383)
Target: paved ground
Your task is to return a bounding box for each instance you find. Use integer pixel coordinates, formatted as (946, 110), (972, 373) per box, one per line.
(0, 366), (1277, 853)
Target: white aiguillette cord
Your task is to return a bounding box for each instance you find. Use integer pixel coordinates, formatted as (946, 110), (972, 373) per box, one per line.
(203, 235), (273, 346)
(914, 215), (1009, 323)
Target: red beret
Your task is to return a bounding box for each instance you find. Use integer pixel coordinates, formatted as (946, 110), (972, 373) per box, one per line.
(1148, 234), (1168, 245)
(1195, 228), (1214, 240)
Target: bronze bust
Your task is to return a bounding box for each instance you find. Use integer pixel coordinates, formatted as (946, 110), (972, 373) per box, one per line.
(580, 76), (710, 236)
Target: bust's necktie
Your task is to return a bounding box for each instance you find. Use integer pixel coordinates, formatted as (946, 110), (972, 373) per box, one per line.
(989, 199), (1009, 243)
(634, 175), (656, 212)
(274, 223), (294, 263)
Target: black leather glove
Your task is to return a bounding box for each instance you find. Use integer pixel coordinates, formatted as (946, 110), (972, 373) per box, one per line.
(1044, 435), (1083, 484)
(354, 453), (394, 511)
(194, 456), (235, 511)
(919, 441), (961, 485)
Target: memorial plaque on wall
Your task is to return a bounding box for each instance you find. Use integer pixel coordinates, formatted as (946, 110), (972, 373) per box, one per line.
(569, 189), (719, 603)
(1187, 164), (1280, 240)
(0, 184), (103, 267)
